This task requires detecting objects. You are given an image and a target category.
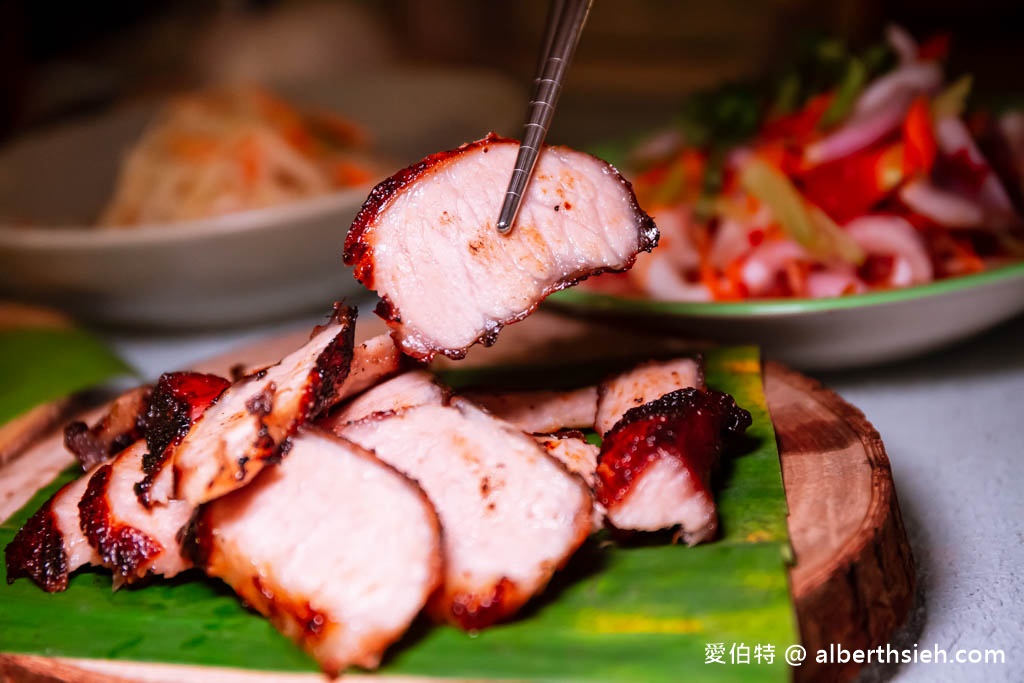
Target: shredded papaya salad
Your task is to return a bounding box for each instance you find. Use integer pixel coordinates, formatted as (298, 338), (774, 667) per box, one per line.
(99, 86), (376, 227)
(591, 26), (1024, 302)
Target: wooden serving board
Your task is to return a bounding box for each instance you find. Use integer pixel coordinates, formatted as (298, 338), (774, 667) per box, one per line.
(0, 313), (915, 683)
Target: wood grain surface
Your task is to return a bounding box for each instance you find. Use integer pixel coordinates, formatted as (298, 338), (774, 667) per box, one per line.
(0, 313), (916, 683)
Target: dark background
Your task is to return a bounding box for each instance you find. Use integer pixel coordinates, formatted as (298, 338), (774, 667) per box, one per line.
(1, 0), (1022, 147)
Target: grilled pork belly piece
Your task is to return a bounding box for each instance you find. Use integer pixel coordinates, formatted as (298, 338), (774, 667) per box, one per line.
(465, 386), (598, 434)
(79, 441), (193, 584)
(323, 370), (447, 426)
(135, 371), (231, 507)
(5, 471), (100, 592)
(344, 134), (658, 360)
(340, 398), (592, 630)
(64, 386), (152, 469)
(595, 357), (704, 436)
(191, 429), (442, 675)
(596, 388), (751, 545)
(171, 305), (357, 505)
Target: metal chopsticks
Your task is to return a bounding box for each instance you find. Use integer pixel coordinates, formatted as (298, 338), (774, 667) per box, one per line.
(495, 0), (594, 235)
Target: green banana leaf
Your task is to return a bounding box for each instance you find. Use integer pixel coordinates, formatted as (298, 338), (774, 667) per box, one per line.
(0, 327), (133, 426)
(0, 347), (796, 682)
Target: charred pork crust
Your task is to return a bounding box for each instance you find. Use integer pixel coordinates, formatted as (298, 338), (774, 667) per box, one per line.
(595, 388), (752, 509)
(231, 303), (355, 469)
(306, 302), (358, 417)
(143, 373), (232, 459)
(4, 500), (68, 592)
(79, 465), (163, 580)
(64, 386), (152, 469)
(135, 372), (231, 507)
(342, 134), (658, 360)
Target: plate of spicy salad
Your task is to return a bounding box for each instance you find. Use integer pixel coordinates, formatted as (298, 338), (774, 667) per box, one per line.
(551, 25), (1024, 369)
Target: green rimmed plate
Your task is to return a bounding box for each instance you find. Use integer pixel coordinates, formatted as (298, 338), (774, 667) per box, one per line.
(548, 262), (1024, 370)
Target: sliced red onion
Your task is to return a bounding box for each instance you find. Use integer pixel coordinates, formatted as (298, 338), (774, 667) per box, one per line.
(726, 146), (754, 172)
(886, 24), (919, 66)
(628, 251), (711, 302)
(854, 62), (942, 117)
(740, 241), (809, 296)
(804, 94), (912, 166)
(999, 112), (1024, 201)
(899, 179), (985, 227)
(805, 62), (942, 167)
(629, 128), (688, 168)
(999, 111), (1024, 163)
(935, 117), (1019, 225)
(649, 206), (701, 271)
(806, 269), (866, 298)
(845, 215), (933, 285)
(710, 217), (753, 268)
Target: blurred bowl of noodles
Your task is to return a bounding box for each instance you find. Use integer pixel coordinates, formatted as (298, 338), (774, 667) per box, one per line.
(0, 67), (521, 328)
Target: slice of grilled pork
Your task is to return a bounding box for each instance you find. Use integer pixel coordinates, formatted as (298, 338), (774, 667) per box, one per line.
(344, 134), (657, 360)
(191, 429), (442, 675)
(5, 470), (100, 592)
(464, 386), (598, 435)
(596, 388), (751, 545)
(170, 305), (357, 505)
(323, 370), (447, 427)
(79, 441), (193, 585)
(339, 398), (591, 630)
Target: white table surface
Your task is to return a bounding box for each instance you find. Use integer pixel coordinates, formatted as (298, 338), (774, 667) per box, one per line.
(103, 306), (1024, 683)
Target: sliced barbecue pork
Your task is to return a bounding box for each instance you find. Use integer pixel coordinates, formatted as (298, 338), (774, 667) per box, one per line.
(595, 357), (704, 436)
(344, 134), (658, 360)
(190, 429), (442, 675)
(339, 398), (592, 630)
(596, 388), (751, 545)
(170, 305), (357, 505)
(135, 371), (231, 507)
(465, 386), (598, 434)
(79, 441), (193, 584)
(64, 386), (152, 469)
(5, 470), (100, 592)
(323, 370), (447, 426)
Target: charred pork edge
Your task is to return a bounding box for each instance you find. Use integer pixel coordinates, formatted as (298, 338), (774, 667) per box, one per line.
(595, 354), (707, 436)
(136, 373), (232, 508)
(64, 387), (152, 470)
(305, 303), (359, 418)
(4, 500), (68, 592)
(80, 463), (165, 581)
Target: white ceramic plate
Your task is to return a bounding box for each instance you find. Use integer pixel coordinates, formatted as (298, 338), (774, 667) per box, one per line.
(0, 67), (522, 329)
(548, 263), (1024, 370)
